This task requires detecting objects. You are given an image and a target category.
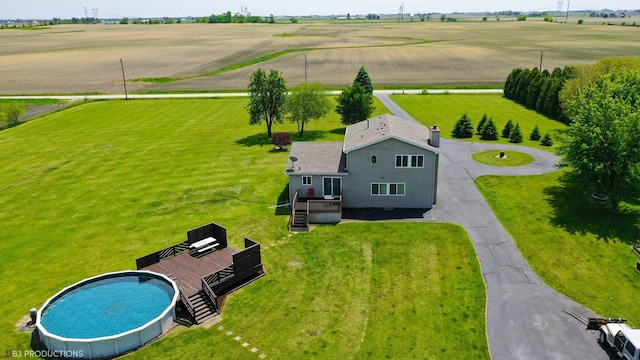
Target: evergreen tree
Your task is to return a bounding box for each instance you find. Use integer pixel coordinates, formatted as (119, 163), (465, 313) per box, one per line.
(529, 125), (541, 140)
(509, 123), (523, 143)
(476, 113), (488, 135)
(353, 66), (374, 95)
(451, 113), (474, 138)
(480, 118), (498, 140)
(501, 119), (514, 138)
(335, 84), (375, 125)
(540, 132), (553, 146)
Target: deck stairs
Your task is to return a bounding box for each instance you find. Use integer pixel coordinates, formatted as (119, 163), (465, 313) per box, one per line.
(290, 210), (309, 232)
(187, 291), (218, 324)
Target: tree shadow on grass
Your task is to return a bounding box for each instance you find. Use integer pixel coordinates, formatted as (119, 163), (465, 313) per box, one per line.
(235, 132), (272, 147)
(543, 182), (640, 244)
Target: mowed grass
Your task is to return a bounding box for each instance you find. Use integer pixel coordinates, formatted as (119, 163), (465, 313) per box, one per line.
(391, 94), (567, 150)
(130, 223), (488, 360)
(0, 98), (488, 358)
(476, 172), (640, 326)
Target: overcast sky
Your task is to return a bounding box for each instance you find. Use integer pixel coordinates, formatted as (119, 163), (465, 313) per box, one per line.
(4, 0), (637, 19)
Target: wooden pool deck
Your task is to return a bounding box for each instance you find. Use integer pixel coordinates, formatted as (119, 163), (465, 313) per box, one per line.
(141, 247), (237, 298)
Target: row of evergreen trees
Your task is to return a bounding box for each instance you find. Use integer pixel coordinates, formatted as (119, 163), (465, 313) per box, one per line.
(451, 113), (552, 146)
(503, 66), (574, 124)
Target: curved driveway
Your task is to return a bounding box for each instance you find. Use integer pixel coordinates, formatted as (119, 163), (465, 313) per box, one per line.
(377, 94), (604, 360)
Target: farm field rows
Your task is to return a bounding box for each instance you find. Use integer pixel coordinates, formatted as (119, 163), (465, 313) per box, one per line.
(1, 20), (639, 94)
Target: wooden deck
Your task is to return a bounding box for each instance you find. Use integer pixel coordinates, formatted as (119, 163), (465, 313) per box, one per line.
(141, 247), (238, 298)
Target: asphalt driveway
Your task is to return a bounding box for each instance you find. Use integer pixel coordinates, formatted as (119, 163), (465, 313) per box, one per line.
(376, 93), (605, 360)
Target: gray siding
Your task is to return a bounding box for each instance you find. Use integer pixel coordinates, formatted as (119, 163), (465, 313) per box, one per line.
(343, 138), (437, 208)
(288, 174), (346, 201)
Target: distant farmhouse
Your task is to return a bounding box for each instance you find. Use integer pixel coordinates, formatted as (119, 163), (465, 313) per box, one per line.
(286, 114), (440, 231)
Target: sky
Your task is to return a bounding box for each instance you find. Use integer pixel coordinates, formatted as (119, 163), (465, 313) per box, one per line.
(3, 0), (638, 19)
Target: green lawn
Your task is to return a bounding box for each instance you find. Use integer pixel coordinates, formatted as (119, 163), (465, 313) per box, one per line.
(0, 98), (488, 358)
(390, 94), (567, 150)
(130, 223), (488, 359)
(476, 172), (640, 326)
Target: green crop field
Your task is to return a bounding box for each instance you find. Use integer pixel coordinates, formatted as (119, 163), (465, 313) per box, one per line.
(0, 98), (488, 359)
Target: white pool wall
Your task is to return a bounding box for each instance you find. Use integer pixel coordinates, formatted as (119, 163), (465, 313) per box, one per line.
(36, 270), (179, 359)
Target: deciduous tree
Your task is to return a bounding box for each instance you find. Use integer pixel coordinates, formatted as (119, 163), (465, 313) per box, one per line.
(2, 103), (25, 127)
(557, 69), (640, 210)
(247, 68), (288, 138)
(287, 82), (331, 136)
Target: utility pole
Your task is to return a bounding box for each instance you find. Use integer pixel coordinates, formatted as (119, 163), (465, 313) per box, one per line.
(539, 51), (544, 72)
(304, 54), (310, 82)
(84, 7), (89, 23)
(120, 59), (128, 100)
(565, 0), (571, 21)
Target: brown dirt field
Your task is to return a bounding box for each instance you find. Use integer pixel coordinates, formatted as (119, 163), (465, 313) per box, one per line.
(1, 21), (639, 94)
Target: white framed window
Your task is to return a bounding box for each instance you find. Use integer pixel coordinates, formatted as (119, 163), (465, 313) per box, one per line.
(323, 177), (341, 197)
(302, 176), (312, 185)
(371, 182), (406, 196)
(395, 155), (424, 168)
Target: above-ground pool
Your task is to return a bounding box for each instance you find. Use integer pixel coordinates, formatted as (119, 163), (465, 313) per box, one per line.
(36, 270), (179, 359)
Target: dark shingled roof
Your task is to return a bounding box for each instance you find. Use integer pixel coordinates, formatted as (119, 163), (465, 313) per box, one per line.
(343, 114), (438, 154)
(287, 142), (346, 174)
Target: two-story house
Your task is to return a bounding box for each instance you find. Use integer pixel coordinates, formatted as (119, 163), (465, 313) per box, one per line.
(286, 113), (440, 231)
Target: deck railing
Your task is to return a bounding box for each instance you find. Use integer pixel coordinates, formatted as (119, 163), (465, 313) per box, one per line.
(179, 292), (197, 321)
(307, 195), (342, 214)
(136, 241), (189, 269)
(201, 278), (219, 313)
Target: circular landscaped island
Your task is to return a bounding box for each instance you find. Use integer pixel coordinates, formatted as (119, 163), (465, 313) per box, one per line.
(471, 150), (534, 166)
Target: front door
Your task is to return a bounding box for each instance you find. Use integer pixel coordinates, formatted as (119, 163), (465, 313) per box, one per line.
(323, 177), (341, 198)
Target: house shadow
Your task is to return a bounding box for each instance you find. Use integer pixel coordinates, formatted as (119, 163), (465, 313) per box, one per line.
(273, 184), (290, 216)
(543, 183), (640, 244)
(342, 208), (429, 221)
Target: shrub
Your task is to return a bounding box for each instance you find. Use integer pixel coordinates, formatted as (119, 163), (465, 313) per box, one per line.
(540, 132), (553, 146)
(271, 132), (292, 150)
(480, 118), (498, 140)
(517, 15), (527, 21)
(509, 123), (523, 143)
(451, 113), (474, 138)
(476, 113), (488, 135)
(529, 125), (541, 140)
(501, 119), (514, 138)
(578, 19), (584, 24)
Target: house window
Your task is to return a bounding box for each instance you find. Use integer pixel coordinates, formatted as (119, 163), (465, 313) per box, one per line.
(302, 176), (312, 185)
(395, 155), (424, 168)
(323, 177), (341, 197)
(371, 182), (405, 196)
(371, 155), (377, 164)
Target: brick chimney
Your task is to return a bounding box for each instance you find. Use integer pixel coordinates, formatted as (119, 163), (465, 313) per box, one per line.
(429, 125), (440, 147)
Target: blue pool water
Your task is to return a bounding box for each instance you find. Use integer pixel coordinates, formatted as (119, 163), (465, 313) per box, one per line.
(40, 274), (175, 339)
